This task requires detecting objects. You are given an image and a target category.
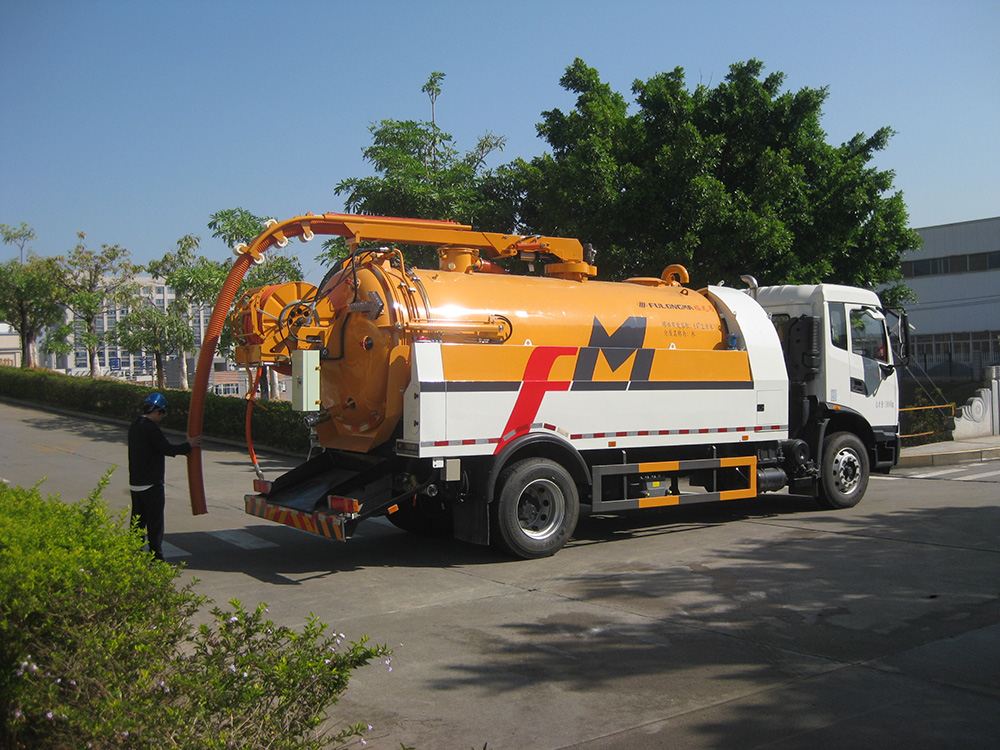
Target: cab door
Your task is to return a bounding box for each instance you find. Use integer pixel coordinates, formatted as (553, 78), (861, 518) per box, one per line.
(845, 305), (897, 426)
(824, 302), (897, 426)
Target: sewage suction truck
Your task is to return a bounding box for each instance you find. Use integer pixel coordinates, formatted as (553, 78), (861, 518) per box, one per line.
(186, 213), (908, 558)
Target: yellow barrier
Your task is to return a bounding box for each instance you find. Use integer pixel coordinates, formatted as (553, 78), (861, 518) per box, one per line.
(899, 403), (955, 439)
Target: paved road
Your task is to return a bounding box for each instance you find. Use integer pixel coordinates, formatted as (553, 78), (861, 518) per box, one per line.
(892, 460), (1000, 483)
(2, 399), (999, 749)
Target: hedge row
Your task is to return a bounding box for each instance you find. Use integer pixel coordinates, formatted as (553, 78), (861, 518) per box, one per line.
(0, 366), (310, 454)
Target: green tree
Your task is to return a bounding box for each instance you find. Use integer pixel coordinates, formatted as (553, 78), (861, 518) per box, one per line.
(54, 233), (140, 377)
(146, 234), (216, 389)
(207, 207), (274, 250)
(0, 253), (65, 368)
(110, 300), (196, 390)
(207, 208), (303, 289)
(508, 58), (919, 297)
(0, 223), (37, 264)
(332, 72), (507, 267)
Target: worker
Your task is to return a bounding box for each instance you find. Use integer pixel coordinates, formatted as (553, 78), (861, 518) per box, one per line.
(127, 392), (202, 560)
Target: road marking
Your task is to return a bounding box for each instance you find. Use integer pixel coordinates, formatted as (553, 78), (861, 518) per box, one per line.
(870, 475), (900, 481)
(956, 469), (1000, 481)
(162, 541), (191, 558)
(207, 529), (279, 549)
(908, 467), (970, 479)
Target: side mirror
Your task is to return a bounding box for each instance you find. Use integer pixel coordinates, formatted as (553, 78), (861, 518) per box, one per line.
(886, 309), (911, 366)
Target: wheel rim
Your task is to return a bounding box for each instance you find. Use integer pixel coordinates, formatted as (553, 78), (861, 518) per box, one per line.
(831, 447), (862, 495)
(516, 478), (566, 541)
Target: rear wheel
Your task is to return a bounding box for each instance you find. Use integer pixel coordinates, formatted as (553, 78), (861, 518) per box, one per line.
(492, 458), (579, 559)
(818, 431), (869, 509)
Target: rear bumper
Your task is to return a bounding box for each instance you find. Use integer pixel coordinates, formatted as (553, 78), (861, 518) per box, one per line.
(244, 494), (351, 541)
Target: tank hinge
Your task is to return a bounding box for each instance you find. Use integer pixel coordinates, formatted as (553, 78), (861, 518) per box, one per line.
(347, 291), (385, 320)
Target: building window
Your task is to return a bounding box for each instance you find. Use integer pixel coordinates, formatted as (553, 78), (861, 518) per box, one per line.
(904, 250), (1000, 278)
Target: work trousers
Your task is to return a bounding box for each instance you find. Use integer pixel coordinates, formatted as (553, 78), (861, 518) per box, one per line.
(130, 484), (166, 561)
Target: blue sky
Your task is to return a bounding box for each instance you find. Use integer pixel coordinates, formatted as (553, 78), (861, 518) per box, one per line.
(2, 0), (997, 279)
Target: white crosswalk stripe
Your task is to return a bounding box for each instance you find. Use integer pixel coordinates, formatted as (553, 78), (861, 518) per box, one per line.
(908, 467), (970, 479)
(956, 469), (1000, 481)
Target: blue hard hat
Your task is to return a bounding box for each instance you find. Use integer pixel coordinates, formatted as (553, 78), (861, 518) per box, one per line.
(144, 392), (168, 411)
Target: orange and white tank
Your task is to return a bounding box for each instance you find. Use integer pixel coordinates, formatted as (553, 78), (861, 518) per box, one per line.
(297, 251), (736, 452)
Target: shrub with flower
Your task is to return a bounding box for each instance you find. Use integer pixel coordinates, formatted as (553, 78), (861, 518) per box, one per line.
(0, 472), (388, 749)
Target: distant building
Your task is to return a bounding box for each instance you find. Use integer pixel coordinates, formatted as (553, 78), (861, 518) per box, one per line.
(43, 275), (214, 384)
(1, 323), (20, 367)
(903, 216), (1000, 379)
(40, 275), (290, 398)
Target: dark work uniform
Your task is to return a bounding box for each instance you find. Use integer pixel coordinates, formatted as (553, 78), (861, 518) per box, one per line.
(127, 415), (192, 560)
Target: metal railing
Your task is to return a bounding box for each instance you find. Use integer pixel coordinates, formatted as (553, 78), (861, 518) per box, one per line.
(899, 403), (955, 439)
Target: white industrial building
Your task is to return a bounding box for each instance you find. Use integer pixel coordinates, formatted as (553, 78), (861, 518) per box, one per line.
(38, 275), (288, 398)
(43, 275), (212, 385)
(902, 216), (1000, 379)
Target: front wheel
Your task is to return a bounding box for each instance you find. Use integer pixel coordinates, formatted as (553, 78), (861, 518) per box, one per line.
(818, 431), (869, 509)
(491, 458), (580, 559)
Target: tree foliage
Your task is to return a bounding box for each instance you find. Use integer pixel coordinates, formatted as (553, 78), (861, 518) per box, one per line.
(145, 234), (216, 389)
(54, 234), (140, 376)
(0, 223), (37, 265)
(507, 59), (919, 297)
(0, 249), (65, 368)
(205, 209), (303, 363)
(208, 208), (273, 250)
(110, 302), (196, 390)
(331, 73), (507, 267)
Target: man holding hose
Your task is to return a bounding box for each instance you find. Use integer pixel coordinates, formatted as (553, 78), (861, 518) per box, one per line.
(127, 392), (202, 560)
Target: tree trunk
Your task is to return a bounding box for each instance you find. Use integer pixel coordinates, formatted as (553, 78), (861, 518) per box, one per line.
(88, 318), (99, 377)
(178, 349), (189, 389)
(155, 352), (166, 390)
(19, 309), (34, 368)
(269, 367), (280, 401)
(19, 333), (34, 369)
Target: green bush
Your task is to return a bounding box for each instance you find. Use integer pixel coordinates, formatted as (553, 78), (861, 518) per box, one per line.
(0, 475), (388, 749)
(899, 386), (955, 447)
(0, 366), (310, 453)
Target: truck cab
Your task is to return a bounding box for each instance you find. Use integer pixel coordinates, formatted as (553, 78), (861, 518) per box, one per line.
(755, 284), (903, 505)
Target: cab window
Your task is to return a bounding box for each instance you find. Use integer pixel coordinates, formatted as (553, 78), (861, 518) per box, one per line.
(850, 308), (889, 362)
(829, 303), (848, 351)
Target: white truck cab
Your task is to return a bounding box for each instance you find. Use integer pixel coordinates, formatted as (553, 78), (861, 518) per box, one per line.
(755, 284), (906, 507)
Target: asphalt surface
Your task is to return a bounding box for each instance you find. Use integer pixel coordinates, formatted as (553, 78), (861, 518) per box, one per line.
(1, 398), (998, 749)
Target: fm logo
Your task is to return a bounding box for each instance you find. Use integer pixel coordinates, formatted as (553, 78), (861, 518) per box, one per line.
(497, 317), (652, 451)
(573, 316), (653, 382)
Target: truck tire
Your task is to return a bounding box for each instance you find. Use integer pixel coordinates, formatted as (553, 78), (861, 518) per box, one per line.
(387, 496), (455, 537)
(818, 431), (869, 509)
(492, 458), (579, 559)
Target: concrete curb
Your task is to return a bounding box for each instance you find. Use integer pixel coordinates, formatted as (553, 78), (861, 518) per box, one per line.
(898, 446), (1000, 469)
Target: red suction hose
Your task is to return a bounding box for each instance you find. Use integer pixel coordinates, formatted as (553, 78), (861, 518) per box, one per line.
(186, 252), (254, 515)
